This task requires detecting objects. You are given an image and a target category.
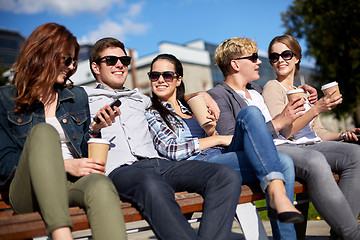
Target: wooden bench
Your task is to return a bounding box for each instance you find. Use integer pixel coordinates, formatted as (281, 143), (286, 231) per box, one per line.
(0, 176), (338, 240)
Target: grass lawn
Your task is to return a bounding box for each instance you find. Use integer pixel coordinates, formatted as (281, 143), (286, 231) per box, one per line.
(254, 199), (321, 220)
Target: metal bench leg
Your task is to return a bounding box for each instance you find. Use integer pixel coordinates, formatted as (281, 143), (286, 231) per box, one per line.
(235, 202), (269, 240)
(294, 192), (309, 240)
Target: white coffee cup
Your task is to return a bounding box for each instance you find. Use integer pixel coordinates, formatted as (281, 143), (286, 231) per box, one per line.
(88, 138), (110, 164)
(286, 88), (305, 102)
(321, 81), (340, 100)
(187, 95), (211, 126)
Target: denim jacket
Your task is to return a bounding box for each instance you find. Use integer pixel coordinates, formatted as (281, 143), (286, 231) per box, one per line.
(0, 85), (91, 185)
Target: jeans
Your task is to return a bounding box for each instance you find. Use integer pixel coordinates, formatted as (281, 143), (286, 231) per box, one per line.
(9, 123), (127, 240)
(109, 158), (241, 240)
(197, 106), (296, 240)
(277, 141), (360, 240)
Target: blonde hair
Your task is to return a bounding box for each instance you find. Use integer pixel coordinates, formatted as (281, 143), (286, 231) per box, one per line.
(215, 37), (258, 77)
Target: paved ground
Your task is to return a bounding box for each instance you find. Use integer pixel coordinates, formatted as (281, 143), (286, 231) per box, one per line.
(69, 218), (332, 240)
(124, 218), (332, 240)
(70, 214), (357, 240)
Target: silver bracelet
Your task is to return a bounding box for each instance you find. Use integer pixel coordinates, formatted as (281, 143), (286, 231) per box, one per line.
(340, 133), (346, 140)
(88, 126), (101, 135)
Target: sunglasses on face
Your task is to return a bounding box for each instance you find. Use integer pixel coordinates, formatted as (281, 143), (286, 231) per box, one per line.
(234, 53), (259, 63)
(97, 56), (132, 66)
(269, 50), (295, 63)
(147, 71), (178, 82)
(63, 56), (77, 68)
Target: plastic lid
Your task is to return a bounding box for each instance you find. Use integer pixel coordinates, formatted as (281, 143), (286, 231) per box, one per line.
(321, 81), (338, 90)
(87, 138), (110, 145)
(187, 94), (204, 103)
(286, 88), (305, 95)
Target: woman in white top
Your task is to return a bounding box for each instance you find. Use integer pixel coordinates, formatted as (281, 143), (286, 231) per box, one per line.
(0, 23), (126, 240)
(263, 34), (360, 240)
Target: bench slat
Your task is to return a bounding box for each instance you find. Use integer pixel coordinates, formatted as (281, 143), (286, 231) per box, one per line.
(0, 175), (339, 240)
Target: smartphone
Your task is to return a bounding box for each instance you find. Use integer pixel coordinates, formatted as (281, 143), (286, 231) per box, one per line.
(340, 132), (360, 140)
(93, 99), (122, 123)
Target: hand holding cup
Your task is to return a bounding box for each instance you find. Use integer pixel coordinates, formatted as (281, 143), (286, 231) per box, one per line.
(321, 82), (341, 101)
(187, 95), (212, 126)
(286, 89), (305, 103)
(88, 138), (110, 166)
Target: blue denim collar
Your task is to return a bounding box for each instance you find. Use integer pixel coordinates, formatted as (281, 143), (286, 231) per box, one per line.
(58, 87), (75, 103)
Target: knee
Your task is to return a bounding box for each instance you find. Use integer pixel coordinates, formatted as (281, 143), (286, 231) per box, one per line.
(296, 154), (331, 180)
(135, 173), (173, 196)
(308, 155), (330, 171)
(237, 105), (261, 118)
(118, 171), (175, 198)
(85, 174), (118, 197)
(240, 105), (261, 116)
(212, 164), (242, 190)
(28, 123), (59, 142)
(81, 174), (121, 208)
(237, 106), (265, 124)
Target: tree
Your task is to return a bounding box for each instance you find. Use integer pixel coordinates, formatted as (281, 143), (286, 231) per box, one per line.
(282, 0), (360, 127)
(0, 66), (10, 86)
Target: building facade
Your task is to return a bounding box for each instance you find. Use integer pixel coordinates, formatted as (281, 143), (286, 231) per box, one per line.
(73, 39), (315, 95)
(0, 29), (25, 67)
(0, 31), (315, 93)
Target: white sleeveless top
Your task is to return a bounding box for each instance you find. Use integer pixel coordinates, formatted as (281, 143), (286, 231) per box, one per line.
(45, 117), (76, 160)
(236, 85), (321, 145)
(275, 82), (321, 145)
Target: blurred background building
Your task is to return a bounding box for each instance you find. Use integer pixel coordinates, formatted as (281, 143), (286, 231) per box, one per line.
(0, 28), (353, 132)
(72, 39), (316, 95)
(0, 29), (25, 68)
(0, 28), (316, 94)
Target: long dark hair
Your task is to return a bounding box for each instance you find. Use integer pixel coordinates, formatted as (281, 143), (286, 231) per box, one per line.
(149, 54), (191, 130)
(12, 22), (79, 113)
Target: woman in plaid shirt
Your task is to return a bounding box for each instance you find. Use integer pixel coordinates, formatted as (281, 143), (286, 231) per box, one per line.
(144, 53), (304, 235)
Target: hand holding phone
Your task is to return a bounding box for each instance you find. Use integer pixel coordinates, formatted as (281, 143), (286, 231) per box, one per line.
(93, 99), (121, 123)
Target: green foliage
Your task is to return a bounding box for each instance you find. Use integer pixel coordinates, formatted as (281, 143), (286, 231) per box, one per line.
(0, 66), (10, 86)
(254, 199), (321, 220)
(254, 199), (269, 220)
(282, 0), (360, 126)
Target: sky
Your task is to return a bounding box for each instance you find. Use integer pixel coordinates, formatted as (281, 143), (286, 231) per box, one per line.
(0, 0), (315, 66)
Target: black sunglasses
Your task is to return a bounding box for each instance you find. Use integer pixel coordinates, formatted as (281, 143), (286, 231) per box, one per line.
(63, 56), (77, 68)
(97, 56), (132, 66)
(234, 53), (259, 63)
(269, 50), (295, 63)
(147, 71), (178, 82)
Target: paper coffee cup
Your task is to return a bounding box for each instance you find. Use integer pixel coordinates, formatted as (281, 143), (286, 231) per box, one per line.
(321, 81), (340, 100)
(286, 88), (305, 102)
(187, 95), (211, 126)
(88, 138), (110, 164)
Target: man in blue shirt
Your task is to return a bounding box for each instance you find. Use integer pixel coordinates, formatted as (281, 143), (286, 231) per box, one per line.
(83, 37), (241, 240)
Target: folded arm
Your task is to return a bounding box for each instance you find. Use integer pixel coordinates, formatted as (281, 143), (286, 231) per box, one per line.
(145, 109), (200, 161)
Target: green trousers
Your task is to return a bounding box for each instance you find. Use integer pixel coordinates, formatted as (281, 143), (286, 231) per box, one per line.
(9, 123), (127, 240)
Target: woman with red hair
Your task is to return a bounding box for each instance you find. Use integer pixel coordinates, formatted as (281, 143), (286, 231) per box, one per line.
(0, 23), (126, 240)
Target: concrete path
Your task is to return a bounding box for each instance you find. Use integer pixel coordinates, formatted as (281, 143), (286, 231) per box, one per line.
(125, 218), (332, 240)
(70, 215), (342, 240)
